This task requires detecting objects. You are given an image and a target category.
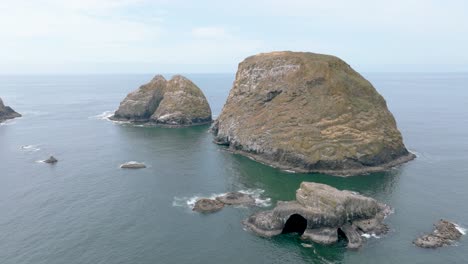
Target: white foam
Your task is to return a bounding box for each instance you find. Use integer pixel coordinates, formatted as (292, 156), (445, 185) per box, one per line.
(283, 169), (296, 174)
(172, 188), (271, 209)
(20, 145), (41, 152)
(89, 111), (114, 120)
(408, 149), (419, 157)
(361, 233), (380, 239)
(238, 189), (272, 207)
(0, 119), (17, 126)
(455, 224), (466, 235)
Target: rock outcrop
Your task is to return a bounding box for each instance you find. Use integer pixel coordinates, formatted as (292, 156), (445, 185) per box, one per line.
(212, 51), (414, 176)
(243, 182), (391, 249)
(0, 97), (21, 123)
(216, 192), (255, 205)
(193, 198), (225, 213)
(413, 220), (463, 248)
(110, 75), (212, 127)
(120, 161), (146, 169)
(193, 192), (256, 213)
(44, 156), (58, 164)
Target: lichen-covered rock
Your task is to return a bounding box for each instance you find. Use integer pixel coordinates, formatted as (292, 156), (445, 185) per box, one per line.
(0, 97), (21, 123)
(243, 182), (391, 249)
(193, 198), (225, 213)
(413, 220), (463, 248)
(111, 75), (212, 127)
(212, 51), (414, 176)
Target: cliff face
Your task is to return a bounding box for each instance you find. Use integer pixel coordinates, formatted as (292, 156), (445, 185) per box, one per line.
(212, 51), (414, 176)
(0, 97), (21, 123)
(111, 75), (212, 127)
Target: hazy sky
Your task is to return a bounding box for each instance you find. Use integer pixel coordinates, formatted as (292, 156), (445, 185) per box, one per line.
(1, 0), (467, 74)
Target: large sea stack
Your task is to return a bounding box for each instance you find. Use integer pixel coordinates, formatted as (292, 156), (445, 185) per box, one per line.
(212, 51), (414, 176)
(243, 182), (391, 249)
(0, 97), (21, 123)
(110, 75), (212, 127)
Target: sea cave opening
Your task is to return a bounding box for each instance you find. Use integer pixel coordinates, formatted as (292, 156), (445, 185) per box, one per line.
(337, 228), (349, 243)
(281, 214), (307, 235)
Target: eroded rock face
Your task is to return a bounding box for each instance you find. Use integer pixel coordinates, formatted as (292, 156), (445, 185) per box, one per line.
(413, 220), (463, 248)
(212, 51), (414, 176)
(0, 97), (21, 123)
(243, 182), (391, 249)
(111, 75), (212, 127)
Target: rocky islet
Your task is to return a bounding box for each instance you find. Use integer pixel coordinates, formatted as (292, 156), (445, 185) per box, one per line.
(212, 51), (415, 176)
(0, 97), (21, 123)
(110, 75), (212, 127)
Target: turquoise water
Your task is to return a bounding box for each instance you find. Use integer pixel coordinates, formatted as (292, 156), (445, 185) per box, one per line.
(0, 73), (467, 263)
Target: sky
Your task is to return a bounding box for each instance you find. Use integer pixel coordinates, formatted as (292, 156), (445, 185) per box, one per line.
(0, 0), (467, 74)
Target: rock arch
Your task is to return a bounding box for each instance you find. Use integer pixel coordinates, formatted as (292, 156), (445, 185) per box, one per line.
(281, 214), (307, 235)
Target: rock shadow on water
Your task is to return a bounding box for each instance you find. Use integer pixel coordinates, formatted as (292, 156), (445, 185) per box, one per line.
(226, 153), (404, 203)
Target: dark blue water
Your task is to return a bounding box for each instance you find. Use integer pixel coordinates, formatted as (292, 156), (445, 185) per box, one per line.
(0, 73), (467, 263)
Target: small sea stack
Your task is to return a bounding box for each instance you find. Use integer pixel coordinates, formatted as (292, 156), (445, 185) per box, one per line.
(243, 182), (391, 249)
(413, 220), (463, 248)
(212, 51), (414, 176)
(110, 75), (212, 127)
(0, 97), (21, 123)
(44, 156), (58, 164)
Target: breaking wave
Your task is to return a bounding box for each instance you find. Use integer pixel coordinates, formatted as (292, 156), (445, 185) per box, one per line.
(89, 111), (114, 120)
(455, 224), (466, 235)
(20, 145), (41, 152)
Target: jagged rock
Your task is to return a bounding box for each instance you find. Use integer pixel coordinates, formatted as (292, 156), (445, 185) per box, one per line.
(212, 51), (415, 176)
(192, 192), (256, 214)
(413, 220), (463, 248)
(215, 192), (255, 205)
(193, 198), (224, 213)
(110, 75), (212, 127)
(120, 161), (146, 169)
(44, 156), (58, 164)
(243, 182), (391, 249)
(0, 97), (21, 123)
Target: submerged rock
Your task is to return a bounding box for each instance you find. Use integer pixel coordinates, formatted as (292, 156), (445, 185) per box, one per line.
(215, 192), (256, 205)
(212, 51), (414, 176)
(413, 220), (463, 248)
(110, 75), (212, 127)
(243, 182), (391, 249)
(120, 161), (146, 169)
(44, 156), (58, 164)
(0, 97), (21, 123)
(193, 198), (224, 213)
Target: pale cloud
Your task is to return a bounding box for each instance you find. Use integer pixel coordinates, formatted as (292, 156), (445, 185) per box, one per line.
(191, 27), (230, 39)
(0, 0), (466, 73)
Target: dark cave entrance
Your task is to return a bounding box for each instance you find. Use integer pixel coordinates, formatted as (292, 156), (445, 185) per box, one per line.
(337, 228), (349, 243)
(281, 214), (307, 235)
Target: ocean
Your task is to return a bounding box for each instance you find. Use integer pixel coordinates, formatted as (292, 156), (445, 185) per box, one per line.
(0, 73), (467, 263)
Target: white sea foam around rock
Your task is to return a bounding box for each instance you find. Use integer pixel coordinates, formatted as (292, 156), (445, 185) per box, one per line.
(172, 189), (271, 210)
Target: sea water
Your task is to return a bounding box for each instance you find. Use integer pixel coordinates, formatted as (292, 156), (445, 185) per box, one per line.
(0, 73), (467, 263)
